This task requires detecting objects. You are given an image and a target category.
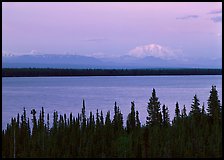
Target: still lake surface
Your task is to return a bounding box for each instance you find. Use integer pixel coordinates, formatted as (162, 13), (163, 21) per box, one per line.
(2, 75), (222, 130)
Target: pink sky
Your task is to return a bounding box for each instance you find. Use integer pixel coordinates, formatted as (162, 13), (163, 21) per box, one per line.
(2, 2), (222, 60)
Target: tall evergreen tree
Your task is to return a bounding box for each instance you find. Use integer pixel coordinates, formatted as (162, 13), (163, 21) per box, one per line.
(127, 101), (136, 132)
(146, 88), (161, 126)
(113, 102), (123, 133)
(105, 111), (111, 127)
(136, 111), (141, 128)
(130, 102), (136, 130)
(88, 111), (95, 131)
(207, 85), (221, 123)
(47, 113), (50, 133)
(175, 102), (180, 119)
(96, 109), (100, 130)
(31, 109), (37, 136)
(53, 111), (58, 133)
(117, 106), (124, 132)
(81, 99), (87, 130)
(162, 104), (170, 127)
(100, 110), (104, 128)
(189, 94), (201, 117)
(104, 111), (112, 157)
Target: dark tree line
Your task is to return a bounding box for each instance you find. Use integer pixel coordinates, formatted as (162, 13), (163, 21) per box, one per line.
(2, 86), (222, 158)
(2, 68), (222, 77)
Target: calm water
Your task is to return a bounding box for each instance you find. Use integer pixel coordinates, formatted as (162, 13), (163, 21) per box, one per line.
(2, 75), (222, 130)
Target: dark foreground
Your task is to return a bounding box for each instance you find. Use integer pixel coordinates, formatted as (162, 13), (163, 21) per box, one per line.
(2, 86), (222, 158)
(2, 68), (222, 77)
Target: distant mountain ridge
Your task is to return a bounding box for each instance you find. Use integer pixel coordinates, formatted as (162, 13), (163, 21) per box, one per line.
(2, 54), (222, 69)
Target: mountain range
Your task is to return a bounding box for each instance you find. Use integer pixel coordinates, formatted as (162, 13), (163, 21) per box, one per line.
(2, 54), (222, 69)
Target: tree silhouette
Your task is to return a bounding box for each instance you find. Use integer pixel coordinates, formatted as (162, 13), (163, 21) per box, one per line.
(146, 88), (161, 126)
(189, 94), (201, 117)
(162, 104), (170, 127)
(207, 85), (221, 123)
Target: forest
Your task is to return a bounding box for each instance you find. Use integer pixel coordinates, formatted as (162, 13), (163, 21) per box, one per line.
(2, 85), (222, 158)
(2, 68), (222, 77)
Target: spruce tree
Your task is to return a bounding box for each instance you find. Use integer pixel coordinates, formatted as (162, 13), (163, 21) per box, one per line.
(162, 104), (170, 127)
(105, 111), (111, 127)
(136, 111), (141, 128)
(175, 102), (180, 119)
(189, 94), (201, 117)
(81, 99), (86, 130)
(96, 109), (100, 130)
(146, 88), (161, 126)
(100, 110), (104, 128)
(207, 85), (221, 123)
(31, 109), (37, 136)
(112, 103), (124, 135)
(127, 101), (136, 132)
(47, 113), (50, 134)
(181, 105), (187, 118)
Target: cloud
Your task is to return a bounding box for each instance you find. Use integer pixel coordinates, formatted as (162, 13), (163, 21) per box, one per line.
(211, 16), (222, 23)
(84, 37), (106, 42)
(208, 9), (222, 14)
(128, 43), (182, 60)
(176, 15), (199, 20)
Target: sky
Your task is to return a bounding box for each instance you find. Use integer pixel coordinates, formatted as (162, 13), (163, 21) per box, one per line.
(2, 2), (222, 60)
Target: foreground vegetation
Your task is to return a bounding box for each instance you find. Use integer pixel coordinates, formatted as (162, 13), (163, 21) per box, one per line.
(2, 68), (222, 77)
(2, 86), (222, 158)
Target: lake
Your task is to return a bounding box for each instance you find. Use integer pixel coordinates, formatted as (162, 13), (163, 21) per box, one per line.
(2, 75), (222, 130)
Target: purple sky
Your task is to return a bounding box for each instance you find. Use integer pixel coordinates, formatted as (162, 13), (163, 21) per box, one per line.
(2, 2), (222, 60)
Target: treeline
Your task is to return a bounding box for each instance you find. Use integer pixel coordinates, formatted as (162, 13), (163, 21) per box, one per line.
(2, 68), (222, 77)
(2, 86), (222, 158)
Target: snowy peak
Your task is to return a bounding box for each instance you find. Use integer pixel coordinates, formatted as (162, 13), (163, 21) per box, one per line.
(129, 43), (179, 60)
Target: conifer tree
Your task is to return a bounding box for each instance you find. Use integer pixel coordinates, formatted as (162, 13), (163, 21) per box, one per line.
(96, 109), (100, 130)
(146, 88), (161, 126)
(207, 85), (221, 123)
(118, 107), (124, 132)
(69, 113), (73, 128)
(127, 101), (136, 132)
(81, 99), (86, 130)
(162, 104), (170, 127)
(53, 111), (58, 132)
(31, 109), (37, 136)
(113, 102), (119, 132)
(130, 101), (136, 130)
(189, 94), (201, 117)
(64, 113), (67, 127)
(105, 111), (111, 127)
(136, 111), (141, 128)
(47, 113), (50, 133)
(175, 102), (180, 119)
(100, 110), (104, 128)
(88, 111), (95, 131)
